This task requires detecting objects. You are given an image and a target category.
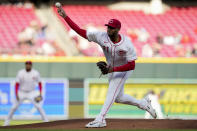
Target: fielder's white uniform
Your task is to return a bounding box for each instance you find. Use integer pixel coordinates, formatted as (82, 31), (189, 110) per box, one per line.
(4, 69), (48, 126)
(87, 31), (149, 122)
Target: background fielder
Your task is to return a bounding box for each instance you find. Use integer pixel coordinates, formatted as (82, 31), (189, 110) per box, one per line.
(56, 3), (157, 128)
(4, 61), (48, 126)
(145, 90), (164, 119)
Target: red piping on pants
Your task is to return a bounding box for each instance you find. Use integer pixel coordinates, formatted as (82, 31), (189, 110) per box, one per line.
(101, 72), (127, 122)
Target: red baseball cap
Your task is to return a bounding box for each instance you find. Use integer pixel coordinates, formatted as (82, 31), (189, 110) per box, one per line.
(105, 19), (121, 29)
(25, 61), (32, 65)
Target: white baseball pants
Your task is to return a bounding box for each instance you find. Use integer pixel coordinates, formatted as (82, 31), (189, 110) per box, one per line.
(4, 90), (48, 126)
(95, 71), (146, 122)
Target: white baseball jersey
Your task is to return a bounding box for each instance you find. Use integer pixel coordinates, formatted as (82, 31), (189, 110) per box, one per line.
(16, 69), (41, 92)
(87, 31), (137, 67)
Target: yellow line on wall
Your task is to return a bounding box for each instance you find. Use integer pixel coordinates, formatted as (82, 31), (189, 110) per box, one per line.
(0, 56), (105, 63)
(136, 57), (197, 63)
(0, 56), (197, 63)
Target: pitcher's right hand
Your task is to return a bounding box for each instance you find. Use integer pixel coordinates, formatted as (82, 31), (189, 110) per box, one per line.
(56, 3), (67, 18)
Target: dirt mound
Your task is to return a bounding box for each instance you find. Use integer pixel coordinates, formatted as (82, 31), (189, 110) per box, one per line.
(1, 119), (197, 129)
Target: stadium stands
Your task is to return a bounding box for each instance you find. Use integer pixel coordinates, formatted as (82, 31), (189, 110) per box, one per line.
(0, 5), (66, 56)
(55, 5), (197, 57)
(0, 5), (38, 49)
(1, 4), (197, 57)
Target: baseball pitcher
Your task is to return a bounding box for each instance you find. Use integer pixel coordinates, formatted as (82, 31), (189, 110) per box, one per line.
(4, 61), (48, 126)
(56, 3), (157, 128)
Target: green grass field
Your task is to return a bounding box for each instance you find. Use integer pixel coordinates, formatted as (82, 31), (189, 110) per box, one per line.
(0, 120), (42, 126)
(1, 129), (197, 131)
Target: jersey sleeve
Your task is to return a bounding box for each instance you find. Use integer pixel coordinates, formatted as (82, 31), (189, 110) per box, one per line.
(126, 38), (137, 62)
(16, 71), (21, 83)
(36, 71), (41, 82)
(86, 31), (104, 44)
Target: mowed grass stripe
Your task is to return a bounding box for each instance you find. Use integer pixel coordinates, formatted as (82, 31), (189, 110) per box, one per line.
(0, 120), (42, 126)
(0, 129), (197, 131)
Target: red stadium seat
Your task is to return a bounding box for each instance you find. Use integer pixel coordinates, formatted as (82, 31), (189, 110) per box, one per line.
(54, 5), (197, 57)
(0, 5), (39, 49)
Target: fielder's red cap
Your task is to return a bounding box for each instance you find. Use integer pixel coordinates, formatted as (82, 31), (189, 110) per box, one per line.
(105, 19), (121, 29)
(25, 61), (32, 65)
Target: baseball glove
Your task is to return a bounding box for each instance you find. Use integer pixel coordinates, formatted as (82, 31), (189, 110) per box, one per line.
(34, 95), (42, 103)
(96, 61), (109, 75)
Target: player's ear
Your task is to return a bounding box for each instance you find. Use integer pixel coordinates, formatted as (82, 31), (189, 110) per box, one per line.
(116, 28), (120, 32)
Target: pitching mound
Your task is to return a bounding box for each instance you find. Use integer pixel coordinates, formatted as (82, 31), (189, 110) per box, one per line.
(1, 119), (197, 129)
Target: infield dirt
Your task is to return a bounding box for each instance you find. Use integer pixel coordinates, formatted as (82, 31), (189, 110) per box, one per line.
(1, 119), (197, 130)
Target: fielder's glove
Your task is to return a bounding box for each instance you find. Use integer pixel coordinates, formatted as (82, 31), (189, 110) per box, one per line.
(34, 95), (43, 103)
(96, 61), (109, 75)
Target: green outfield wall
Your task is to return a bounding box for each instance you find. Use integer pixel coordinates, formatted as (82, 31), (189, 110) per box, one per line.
(0, 56), (197, 79)
(0, 62), (197, 79)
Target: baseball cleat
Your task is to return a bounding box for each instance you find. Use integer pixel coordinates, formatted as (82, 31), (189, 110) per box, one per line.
(85, 120), (106, 128)
(3, 120), (10, 126)
(144, 97), (157, 119)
